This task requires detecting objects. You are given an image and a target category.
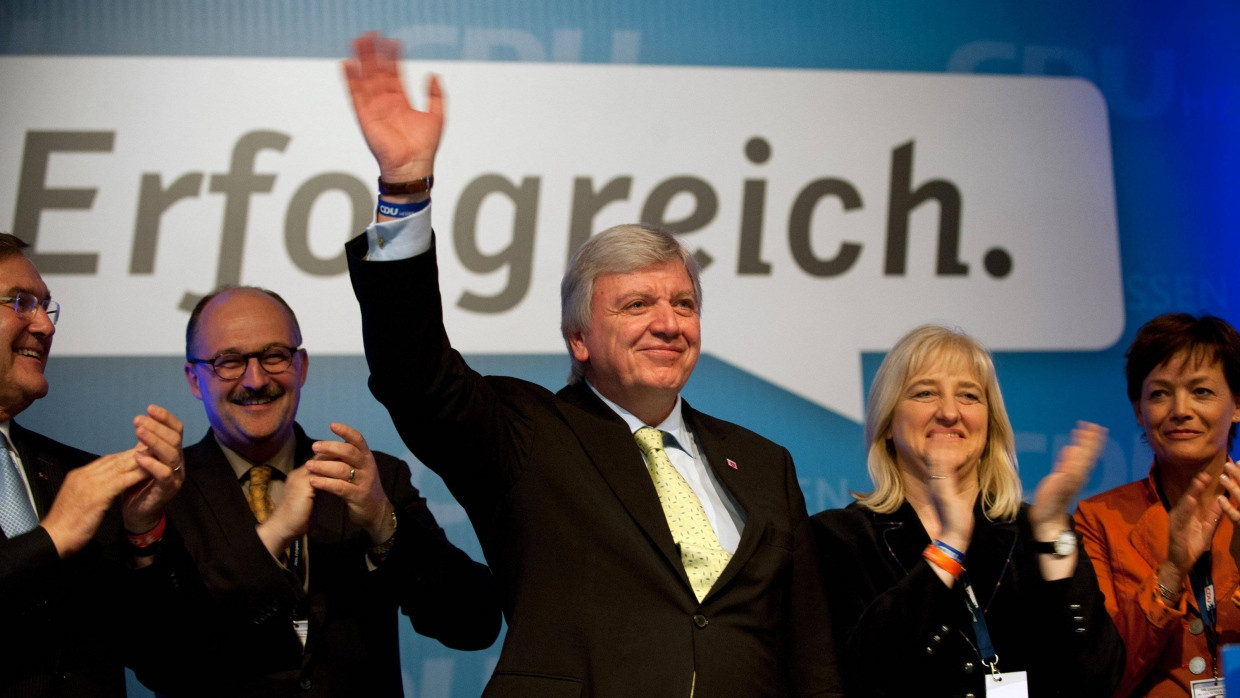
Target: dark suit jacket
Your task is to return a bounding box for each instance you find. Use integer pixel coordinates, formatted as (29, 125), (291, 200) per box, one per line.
(346, 236), (840, 697)
(0, 422), (127, 698)
(134, 424), (500, 698)
(812, 502), (1124, 697)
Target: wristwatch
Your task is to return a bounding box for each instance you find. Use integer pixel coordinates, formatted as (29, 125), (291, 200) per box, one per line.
(1033, 529), (1078, 558)
(377, 175), (434, 196)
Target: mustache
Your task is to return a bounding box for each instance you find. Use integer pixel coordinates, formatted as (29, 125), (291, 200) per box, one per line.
(229, 383), (285, 404)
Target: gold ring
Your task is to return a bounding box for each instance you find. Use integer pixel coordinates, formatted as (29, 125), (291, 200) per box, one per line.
(348, 467), (356, 483)
(172, 465), (182, 473)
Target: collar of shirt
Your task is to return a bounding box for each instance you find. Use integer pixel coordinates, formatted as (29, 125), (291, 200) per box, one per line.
(584, 381), (744, 552)
(585, 383), (694, 457)
(0, 419), (34, 509)
(217, 434), (297, 482)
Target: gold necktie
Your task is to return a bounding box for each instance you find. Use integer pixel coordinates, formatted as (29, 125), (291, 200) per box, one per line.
(634, 427), (732, 602)
(247, 464), (276, 524)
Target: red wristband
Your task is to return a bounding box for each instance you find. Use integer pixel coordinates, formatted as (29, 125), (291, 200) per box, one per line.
(126, 513), (167, 549)
(923, 543), (965, 579)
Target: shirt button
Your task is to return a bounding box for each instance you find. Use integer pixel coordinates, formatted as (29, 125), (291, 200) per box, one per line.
(693, 614), (708, 629)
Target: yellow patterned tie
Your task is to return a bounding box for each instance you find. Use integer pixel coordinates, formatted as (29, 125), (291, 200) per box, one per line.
(634, 427), (732, 602)
(247, 464), (276, 524)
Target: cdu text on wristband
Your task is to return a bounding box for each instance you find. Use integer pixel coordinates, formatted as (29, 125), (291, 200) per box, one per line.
(377, 197), (430, 219)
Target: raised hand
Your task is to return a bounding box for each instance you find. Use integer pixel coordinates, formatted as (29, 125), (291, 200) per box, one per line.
(343, 31), (444, 183)
(305, 422), (393, 544)
(1220, 460), (1240, 571)
(41, 450), (147, 558)
(122, 404), (186, 534)
(1030, 421), (1107, 538)
(256, 466), (316, 558)
(1149, 469), (1221, 605)
(924, 442), (974, 552)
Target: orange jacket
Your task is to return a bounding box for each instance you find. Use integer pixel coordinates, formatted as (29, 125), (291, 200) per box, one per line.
(1074, 466), (1240, 697)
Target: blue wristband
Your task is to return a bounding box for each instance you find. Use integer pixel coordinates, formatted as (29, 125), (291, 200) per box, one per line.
(377, 197), (430, 219)
(933, 539), (966, 565)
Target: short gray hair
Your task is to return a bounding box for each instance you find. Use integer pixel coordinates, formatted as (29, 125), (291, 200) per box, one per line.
(560, 224), (701, 384)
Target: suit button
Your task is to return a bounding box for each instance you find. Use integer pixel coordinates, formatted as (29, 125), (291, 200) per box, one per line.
(965, 693), (976, 698)
(963, 661), (974, 674)
(693, 614), (709, 629)
(299, 677), (313, 690)
(931, 634), (942, 644)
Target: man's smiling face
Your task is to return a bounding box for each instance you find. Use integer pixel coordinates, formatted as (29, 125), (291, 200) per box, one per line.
(0, 254), (56, 420)
(185, 288), (307, 462)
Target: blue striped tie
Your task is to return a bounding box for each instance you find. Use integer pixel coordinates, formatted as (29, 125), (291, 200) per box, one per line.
(0, 433), (38, 536)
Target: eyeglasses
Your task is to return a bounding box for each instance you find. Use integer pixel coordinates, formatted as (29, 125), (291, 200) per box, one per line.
(187, 345), (302, 381)
(0, 292), (60, 325)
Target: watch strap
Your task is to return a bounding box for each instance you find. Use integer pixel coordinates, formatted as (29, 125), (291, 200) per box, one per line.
(378, 175), (434, 196)
(1032, 529), (1077, 557)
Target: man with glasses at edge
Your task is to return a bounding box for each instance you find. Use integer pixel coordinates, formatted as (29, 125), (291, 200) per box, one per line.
(131, 285), (500, 697)
(0, 232), (186, 697)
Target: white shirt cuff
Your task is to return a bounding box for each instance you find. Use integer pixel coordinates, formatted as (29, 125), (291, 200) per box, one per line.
(364, 203), (433, 261)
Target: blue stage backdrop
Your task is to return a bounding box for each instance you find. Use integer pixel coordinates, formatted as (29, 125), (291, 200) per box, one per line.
(1, 2), (1237, 696)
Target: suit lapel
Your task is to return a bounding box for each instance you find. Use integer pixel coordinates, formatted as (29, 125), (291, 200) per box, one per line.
(684, 404), (769, 601)
(1127, 476), (1171, 572)
(10, 422), (66, 518)
(873, 505), (927, 573)
(179, 431), (266, 544)
(875, 503), (1018, 608)
(967, 513), (1018, 608)
(556, 384), (689, 588)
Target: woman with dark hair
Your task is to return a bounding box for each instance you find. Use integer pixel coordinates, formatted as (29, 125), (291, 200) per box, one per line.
(1075, 313), (1240, 696)
(813, 324), (1124, 696)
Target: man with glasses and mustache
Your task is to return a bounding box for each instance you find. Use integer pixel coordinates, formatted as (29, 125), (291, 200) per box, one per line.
(133, 285), (500, 697)
(0, 232), (185, 697)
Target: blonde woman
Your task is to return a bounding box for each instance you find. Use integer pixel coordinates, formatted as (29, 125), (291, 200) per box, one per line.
(812, 325), (1123, 696)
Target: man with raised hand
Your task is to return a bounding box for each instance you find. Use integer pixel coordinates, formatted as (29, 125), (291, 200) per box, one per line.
(342, 33), (840, 696)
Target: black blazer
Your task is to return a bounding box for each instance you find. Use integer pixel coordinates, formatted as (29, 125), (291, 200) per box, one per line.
(812, 502), (1124, 697)
(134, 424), (500, 697)
(0, 422), (127, 698)
(347, 236), (841, 697)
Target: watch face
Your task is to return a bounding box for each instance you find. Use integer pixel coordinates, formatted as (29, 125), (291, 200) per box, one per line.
(1053, 530), (1077, 557)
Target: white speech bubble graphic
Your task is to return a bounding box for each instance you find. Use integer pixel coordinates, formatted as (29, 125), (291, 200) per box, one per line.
(0, 58), (1120, 421)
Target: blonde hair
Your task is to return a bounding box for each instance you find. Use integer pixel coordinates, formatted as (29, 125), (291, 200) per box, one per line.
(853, 324), (1022, 521)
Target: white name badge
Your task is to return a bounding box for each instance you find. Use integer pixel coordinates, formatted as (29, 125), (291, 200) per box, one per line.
(986, 670), (1029, 698)
(1190, 678), (1224, 698)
